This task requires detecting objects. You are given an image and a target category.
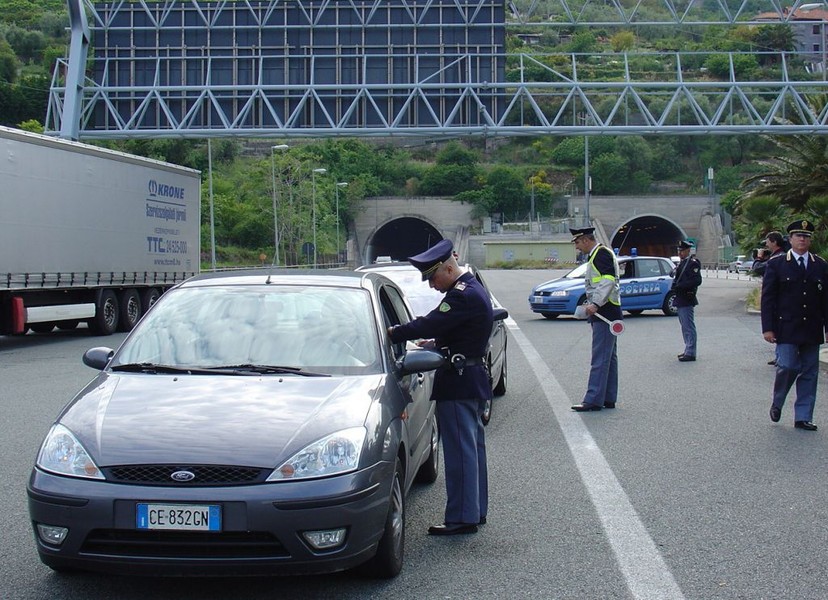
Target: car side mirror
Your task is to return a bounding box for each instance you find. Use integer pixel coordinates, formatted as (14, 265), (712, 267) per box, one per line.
(493, 308), (509, 322)
(83, 346), (114, 370)
(396, 349), (445, 375)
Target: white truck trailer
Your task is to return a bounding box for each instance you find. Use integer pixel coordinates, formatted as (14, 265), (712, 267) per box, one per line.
(0, 126), (201, 335)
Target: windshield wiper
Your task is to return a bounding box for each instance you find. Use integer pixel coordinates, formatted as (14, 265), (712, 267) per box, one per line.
(206, 364), (331, 377)
(110, 363), (218, 375)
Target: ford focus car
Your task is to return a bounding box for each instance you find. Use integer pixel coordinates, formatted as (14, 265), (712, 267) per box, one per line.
(27, 270), (445, 578)
(356, 261), (508, 425)
(529, 256), (678, 319)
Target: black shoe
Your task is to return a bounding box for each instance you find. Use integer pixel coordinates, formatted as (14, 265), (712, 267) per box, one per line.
(478, 516), (487, 525)
(428, 523), (479, 536)
(678, 353), (685, 359)
(678, 355), (696, 362)
(767, 359), (777, 366)
(795, 421), (818, 431)
(603, 403), (616, 409)
(571, 403), (602, 412)
(769, 406), (781, 423)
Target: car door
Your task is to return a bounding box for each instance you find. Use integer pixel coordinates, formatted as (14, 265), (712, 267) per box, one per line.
(469, 266), (506, 383)
(619, 258), (671, 310)
(377, 283), (434, 468)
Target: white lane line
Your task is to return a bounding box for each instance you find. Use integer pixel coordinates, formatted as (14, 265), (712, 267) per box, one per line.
(506, 318), (685, 600)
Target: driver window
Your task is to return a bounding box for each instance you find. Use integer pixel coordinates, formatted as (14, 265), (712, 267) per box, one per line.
(379, 286), (412, 359)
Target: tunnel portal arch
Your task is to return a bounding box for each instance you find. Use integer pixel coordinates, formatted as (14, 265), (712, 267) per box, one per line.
(611, 215), (687, 258)
(365, 217), (443, 264)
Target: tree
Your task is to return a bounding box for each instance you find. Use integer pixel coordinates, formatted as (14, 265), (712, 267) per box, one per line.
(742, 94), (828, 211)
(0, 43), (17, 83)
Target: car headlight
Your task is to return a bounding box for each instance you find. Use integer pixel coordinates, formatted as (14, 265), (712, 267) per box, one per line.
(36, 424), (104, 480)
(267, 427), (366, 481)
(549, 290), (569, 297)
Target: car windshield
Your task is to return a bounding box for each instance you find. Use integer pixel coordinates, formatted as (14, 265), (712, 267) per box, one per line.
(113, 285), (382, 375)
(371, 268), (444, 316)
(564, 263), (589, 279)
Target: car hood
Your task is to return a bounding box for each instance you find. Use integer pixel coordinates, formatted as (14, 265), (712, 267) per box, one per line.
(533, 277), (584, 293)
(58, 373), (385, 467)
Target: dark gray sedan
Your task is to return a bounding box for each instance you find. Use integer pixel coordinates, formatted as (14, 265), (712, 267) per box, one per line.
(27, 270), (444, 578)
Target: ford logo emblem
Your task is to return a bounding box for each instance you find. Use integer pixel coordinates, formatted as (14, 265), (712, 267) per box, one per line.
(171, 470), (196, 482)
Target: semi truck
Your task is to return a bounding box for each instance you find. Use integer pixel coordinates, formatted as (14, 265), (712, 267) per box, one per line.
(0, 126), (201, 335)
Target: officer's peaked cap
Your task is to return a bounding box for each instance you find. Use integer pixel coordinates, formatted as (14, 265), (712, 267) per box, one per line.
(786, 219), (814, 237)
(408, 239), (453, 281)
(569, 227), (595, 242)
(677, 240), (694, 250)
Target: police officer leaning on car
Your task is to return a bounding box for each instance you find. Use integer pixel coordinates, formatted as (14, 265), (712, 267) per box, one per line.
(387, 239), (493, 536)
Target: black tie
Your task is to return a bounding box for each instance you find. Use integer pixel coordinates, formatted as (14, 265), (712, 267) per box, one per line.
(798, 256), (806, 271)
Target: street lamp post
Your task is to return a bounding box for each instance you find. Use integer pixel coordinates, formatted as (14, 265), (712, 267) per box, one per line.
(311, 168), (327, 268)
(270, 144), (289, 265)
(335, 182), (348, 263)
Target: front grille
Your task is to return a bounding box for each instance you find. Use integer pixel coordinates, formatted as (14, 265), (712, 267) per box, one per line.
(104, 465), (269, 486)
(81, 529), (289, 559)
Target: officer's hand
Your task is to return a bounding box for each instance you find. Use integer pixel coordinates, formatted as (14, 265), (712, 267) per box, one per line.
(585, 303), (598, 316)
(763, 331), (776, 344)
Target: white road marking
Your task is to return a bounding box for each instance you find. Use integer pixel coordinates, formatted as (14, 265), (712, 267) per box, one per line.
(506, 318), (686, 600)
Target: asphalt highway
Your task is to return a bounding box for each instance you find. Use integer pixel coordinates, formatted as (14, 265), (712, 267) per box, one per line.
(2, 269), (826, 600)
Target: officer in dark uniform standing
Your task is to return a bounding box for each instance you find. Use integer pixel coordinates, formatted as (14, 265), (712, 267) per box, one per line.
(761, 219), (828, 431)
(672, 240), (702, 361)
(387, 239), (493, 535)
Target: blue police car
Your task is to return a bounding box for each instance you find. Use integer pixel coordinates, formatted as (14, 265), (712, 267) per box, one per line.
(529, 256), (678, 319)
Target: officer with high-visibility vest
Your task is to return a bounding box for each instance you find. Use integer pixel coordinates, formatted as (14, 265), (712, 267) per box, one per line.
(569, 227), (623, 412)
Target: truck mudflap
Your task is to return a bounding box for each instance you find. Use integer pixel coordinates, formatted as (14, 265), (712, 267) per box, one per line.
(11, 296), (25, 334)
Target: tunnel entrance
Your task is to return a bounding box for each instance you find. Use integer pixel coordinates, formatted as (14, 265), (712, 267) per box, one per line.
(366, 217), (443, 263)
(611, 215), (686, 258)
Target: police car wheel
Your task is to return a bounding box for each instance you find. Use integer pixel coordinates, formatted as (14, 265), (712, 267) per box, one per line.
(662, 291), (679, 316)
(542, 313), (560, 320)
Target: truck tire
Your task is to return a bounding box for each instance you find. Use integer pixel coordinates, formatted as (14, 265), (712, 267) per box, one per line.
(140, 288), (161, 312)
(89, 290), (119, 335)
(118, 289), (142, 331)
(29, 322), (55, 334)
(57, 320), (79, 331)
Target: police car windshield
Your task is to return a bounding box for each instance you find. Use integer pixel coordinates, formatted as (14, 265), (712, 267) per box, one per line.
(565, 263), (589, 279)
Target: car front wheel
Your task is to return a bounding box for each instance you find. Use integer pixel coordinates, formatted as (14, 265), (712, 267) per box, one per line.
(662, 291), (678, 316)
(361, 458), (405, 578)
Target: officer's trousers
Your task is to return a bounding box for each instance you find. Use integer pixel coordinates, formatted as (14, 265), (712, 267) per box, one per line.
(772, 343), (820, 421)
(437, 398), (488, 525)
(677, 305), (697, 357)
(583, 318), (618, 408)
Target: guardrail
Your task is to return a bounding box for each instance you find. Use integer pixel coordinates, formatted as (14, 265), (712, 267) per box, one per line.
(700, 265), (761, 281)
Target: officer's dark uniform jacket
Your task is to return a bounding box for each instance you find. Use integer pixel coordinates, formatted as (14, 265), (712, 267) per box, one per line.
(752, 248), (784, 277)
(390, 271), (493, 401)
(672, 255), (702, 307)
(761, 250), (828, 345)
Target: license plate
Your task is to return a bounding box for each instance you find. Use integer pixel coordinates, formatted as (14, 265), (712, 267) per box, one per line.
(533, 296), (544, 303)
(136, 503), (221, 531)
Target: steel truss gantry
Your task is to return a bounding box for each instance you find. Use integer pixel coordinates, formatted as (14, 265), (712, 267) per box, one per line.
(48, 0), (828, 139)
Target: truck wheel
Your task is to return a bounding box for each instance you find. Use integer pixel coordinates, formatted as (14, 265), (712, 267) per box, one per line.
(140, 288), (161, 312)
(29, 322), (55, 334)
(118, 289), (142, 331)
(57, 321), (79, 331)
(89, 290), (119, 335)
